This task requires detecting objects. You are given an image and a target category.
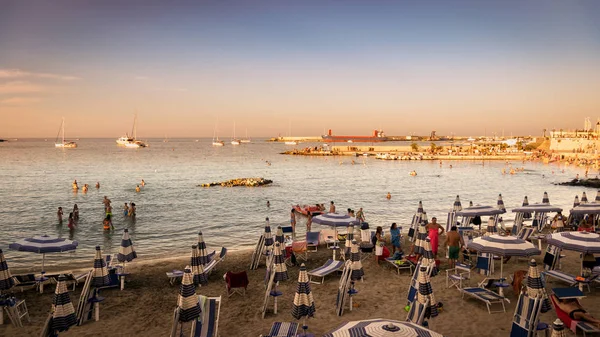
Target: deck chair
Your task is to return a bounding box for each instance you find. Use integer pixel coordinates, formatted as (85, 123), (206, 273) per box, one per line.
(386, 258), (414, 275)
(461, 286), (507, 314)
(224, 271), (249, 297)
(475, 253), (494, 276)
(406, 299), (427, 325)
(10, 274), (38, 293)
(542, 270), (598, 292)
(166, 270), (185, 285)
(542, 245), (561, 271)
(266, 322), (299, 337)
(510, 292), (542, 337)
(308, 259), (344, 284)
(306, 231), (320, 252)
(516, 227), (535, 241)
(194, 296), (221, 337)
(446, 262), (471, 289)
(291, 241), (307, 262)
(204, 247), (227, 276)
(550, 293), (600, 337)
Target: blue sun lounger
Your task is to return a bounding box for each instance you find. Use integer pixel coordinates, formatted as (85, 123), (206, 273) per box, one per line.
(542, 270), (599, 292)
(308, 259), (344, 284)
(461, 287), (506, 314)
(510, 292), (543, 337)
(194, 296), (221, 337)
(266, 322), (299, 337)
(406, 300), (427, 325)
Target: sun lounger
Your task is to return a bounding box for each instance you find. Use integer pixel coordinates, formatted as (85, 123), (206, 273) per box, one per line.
(510, 292), (543, 337)
(542, 270), (598, 292)
(266, 322), (299, 337)
(406, 300), (427, 325)
(204, 247), (227, 276)
(194, 296), (221, 337)
(306, 231), (320, 252)
(166, 270), (185, 285)
(10, 274), (38, 293)
(386, 258), (414, 275)
(550, 293), (600, 337)
(308, 259), (344, 284)
(461, 287), (506, 314)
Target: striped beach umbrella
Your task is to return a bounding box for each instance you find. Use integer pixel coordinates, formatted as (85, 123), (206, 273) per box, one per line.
(292, 264), (315, 334)
(467, 235), (540, 279)
(453, 195), (463, 212)
(177, 268), (201, 323)
(581, 192), (588, 204)
(117, 229), (137, 263)
(272, 242), (288, 282)
(9, 235), (78, 273)
(542, 192), (550, 204)
(596, 190), (600, 203)
(344, 225), (354, 258)
(469, 200), (473, 207)
(522, 196), (532, 219)
(349, 240), (363, 281)
(197, 231), (210, 265)
(421, 237), (438, 277)
(51, 275), (77, 333)
(550, 319), (567, 337)
(91, 246), (110, 288)
(190, 245), (207, 286)
(486, 217), (498, 236)
(264, 220), (274, 251)
(275, 226), (285, 245)
(417, 201), (424, 215)
(497, 194), (506, 212)
(545, 232), (600, 254)
(417, 265), (438, 319)
(0, 249), (14, 291)
(413, 223), (428, 256)
(323, 319), (444, 337)
(525, 259), (551, 313)
(573, 195), (580, 208)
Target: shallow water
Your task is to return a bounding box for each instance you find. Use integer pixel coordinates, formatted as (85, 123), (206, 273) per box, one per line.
(0, 138), (593, 269)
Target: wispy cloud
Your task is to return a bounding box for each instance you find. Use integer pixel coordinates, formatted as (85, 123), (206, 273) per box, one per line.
(0, 81), (46, 94)
(0, 97), (41, 106)
(152, 87), (188, 92)
(134, 76), (150, 80)
(0, 68), (79, 81)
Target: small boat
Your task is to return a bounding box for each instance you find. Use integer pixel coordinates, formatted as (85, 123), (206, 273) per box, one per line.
(231, 121), (241, 145)
(240, 128), (251, 143)
(55, 118), (77, 148)
(285, 140), (298, 145)
(213, 120), (225, 146)
(117, 114), (147, 148)
(293, 204), (324, 216)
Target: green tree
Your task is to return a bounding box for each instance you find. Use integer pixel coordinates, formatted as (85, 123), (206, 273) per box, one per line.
(411, 142), (419, 152)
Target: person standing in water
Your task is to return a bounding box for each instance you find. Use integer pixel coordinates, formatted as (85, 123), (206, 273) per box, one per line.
(386, 192), (392, 200)
(123, 203), (129, 216)
(82, 184), (88, 193)
(329, 201), (336, 213)
(356, 207), (365, 222)
(426, 217), (445, 257)
(95, 182), (100, 189)
(102, 196), (111, 212)
(73, 204), (79, 223)
(141, 179), (145, 187)
(72, 180), (79, 191)
(266, 200), (270, 208)
(135, 185), (140, 193)
(290, 209), (296, 233)
(68, 212), (76, 230)
(128, 202), (136, 218)
(57, 207), (63, 223)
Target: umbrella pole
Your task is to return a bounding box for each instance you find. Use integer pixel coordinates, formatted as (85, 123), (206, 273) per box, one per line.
(579, 254), (584, 292)
(120, 261), (126, 291)
(302, 317), (307, 336)
(498, 258), (505, 297)
(40, 253), (46, 293)
(333, 226), (337, 260)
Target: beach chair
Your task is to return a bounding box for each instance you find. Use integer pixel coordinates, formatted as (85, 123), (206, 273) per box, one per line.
(1, 298), (30, 327)
(10, 274), (38, 293)
(291, 241), (307, 262)
(194, 296), (221, 337)
(446, 262), (471, 289)
(308, 259), (344, 284)
(550, 292), (600, 337)
(385, 257), (414, 275)
(543, 245), (561, 271)
(166, 270), (185, 285)
(475, 253), (494, 276)
(98, 268), (121, 290)
(406, 299), (427, 325)
(224, 271), (249, 297)
(461, 286), (507, 314)
(510, 292), (543, 337)
(542, 270), (598, 292)
(266, 322), (299, 337)
(306, 231), (320, 252)
(204, 247), (227, 276)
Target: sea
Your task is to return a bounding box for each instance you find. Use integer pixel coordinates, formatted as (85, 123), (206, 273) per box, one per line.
(0, 138), (595, 270)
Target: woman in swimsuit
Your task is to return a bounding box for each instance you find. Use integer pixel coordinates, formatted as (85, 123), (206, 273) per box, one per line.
(426, 217), (445, 257)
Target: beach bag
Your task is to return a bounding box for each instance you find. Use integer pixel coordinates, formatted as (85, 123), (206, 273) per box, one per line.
(375, 240), (384, 256)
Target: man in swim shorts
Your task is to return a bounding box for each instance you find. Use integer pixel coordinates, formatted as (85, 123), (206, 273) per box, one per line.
(552, 294), (600, 328)
(444, 226), (464, 268)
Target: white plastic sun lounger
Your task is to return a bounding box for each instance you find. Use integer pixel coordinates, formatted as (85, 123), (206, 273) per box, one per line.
(461, 287), (506, 314)
(308, 259), (344, 284)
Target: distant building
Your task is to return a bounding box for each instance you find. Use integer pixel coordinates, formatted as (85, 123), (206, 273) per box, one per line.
(548, 118), (600, 153)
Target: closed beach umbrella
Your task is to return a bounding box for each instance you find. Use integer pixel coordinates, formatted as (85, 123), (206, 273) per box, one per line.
(525, 259), (551, 313)
(486, 217), (498, 236)
(323, 319), (444, 337)
(421, 237), (438, 277)
(190, 245), (207, 286)
(51, 275), (77, 333)
(292, 264), (315, 334)
(542, 192), (550, 204)
(413, 223), (428, 256)
(344, 225), (354, 258)
(272, 242), (288, 282)
(467, 235), (540, 279)
(196, 231), (210, 265)
(573, 195), (580, 208)
(469, 201), (473, 207)
(275, 226), (285, 245)
(264, 221), (274, 251)
(117, 229), (137, 263)
(417, 265), (438, 319)
(350, 240), (364, 281)
(581, 192), (588, 204)
(91, 246), (110, 288)
(177, 268), (201, 323)
(417, 201), (424, 216)
(497, 194), (506, 212)
(0, 249), (14, 291)
(551, 319), (567, 337)
(596, 190), (600, 203)
(9, 235), (78, 273)
(522, 196), (532, 219)
(453, 195), (463, 212)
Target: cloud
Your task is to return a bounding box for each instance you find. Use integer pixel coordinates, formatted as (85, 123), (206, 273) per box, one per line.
(134, 76), (150, 80)
(0, 81), (46, 94)
(0, 68), (79, 81)
(0, 97), (40, 106)
(152, 87), (188, 92)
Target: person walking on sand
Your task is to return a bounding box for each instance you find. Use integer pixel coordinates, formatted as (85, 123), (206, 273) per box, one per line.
(290, 208), (297, 233)
(329, 201), (336, 213)
(444, 226), (464, 268)
(57, 207), (63, 223)
(426, 217), (445, 257)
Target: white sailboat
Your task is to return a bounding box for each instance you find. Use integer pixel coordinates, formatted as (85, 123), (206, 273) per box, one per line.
(285, 120), (297, 145)
(231, 121), (240, 145)
(55, 117), (77, 148)
(240, 128), (251, 143)
(117, 114), (147, 148)
(212, 120), (224, 146)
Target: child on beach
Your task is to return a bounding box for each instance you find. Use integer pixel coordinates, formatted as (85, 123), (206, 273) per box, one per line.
(390, 223), (401, 254)
(57, 207), (63, 223)
(444, 226), (464, 268)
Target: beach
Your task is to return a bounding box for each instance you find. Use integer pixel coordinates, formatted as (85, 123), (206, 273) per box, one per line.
(2, 238), (598, 337)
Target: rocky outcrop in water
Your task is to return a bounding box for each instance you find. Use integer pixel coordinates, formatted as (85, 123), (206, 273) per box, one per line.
(199, 177), (273, 187)
(557, 178), (600, 188)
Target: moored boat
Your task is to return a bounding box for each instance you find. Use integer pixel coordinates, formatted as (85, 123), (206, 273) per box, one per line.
(293, 204), (324, 216)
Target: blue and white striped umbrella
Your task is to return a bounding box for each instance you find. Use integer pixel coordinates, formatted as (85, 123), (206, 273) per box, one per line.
(91, 246), (110, 288)
(312, 213), (359, 227)
(551, 319), (567, 337)
(275, 226), (285, 245)
(453, 195), (462, 212)
(526, 259), (551, 313)
(581, 192), (588, 204)
(272, 242), (288, 282)
(542, 192), (550, 204)
(190, 244), (207, 286)
(345, 225), (354, 258)
(197, 231), (210, 265)
(264, 220), (274, 250)
(292, 264), (315, 321)
(485, 217), (498, 236)
(413, 223), (428, 256)
(51, 274), (77, 333)
(0, 248), (14, 291)
(497, 194), (506, 212)
(522, 196), (532, 219)
(570, 203), (600, 215)
(417, 265), (438, 319)
(177, 268), (201, 322)
(417, 201), (424, 215)
(350, 240), (364, 281)
(545, 232), (600, 254)
(467, 235), (540, 278)
(596, 190), (600, 203)
(117, 229), (137, 263)
(573, 195), (580, 208)
(421, 237), (438, 277)
(10, 235), (78, 273)
(512, 204), (563, 213)
(323, 319), (444, 337)
(456, 205), (505, 217)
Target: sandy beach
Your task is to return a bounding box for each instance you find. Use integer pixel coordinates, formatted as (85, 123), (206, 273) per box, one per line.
(2, 236), (598, 337)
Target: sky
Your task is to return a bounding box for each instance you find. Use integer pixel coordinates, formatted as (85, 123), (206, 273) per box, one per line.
(1, 0), (599, 138)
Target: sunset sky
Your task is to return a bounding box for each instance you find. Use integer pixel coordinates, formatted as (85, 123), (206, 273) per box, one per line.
(1, 1), (599, 138)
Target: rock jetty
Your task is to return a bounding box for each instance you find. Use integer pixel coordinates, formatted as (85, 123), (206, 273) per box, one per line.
(557, 178), (600, 188)
(199, 177), (273, 187)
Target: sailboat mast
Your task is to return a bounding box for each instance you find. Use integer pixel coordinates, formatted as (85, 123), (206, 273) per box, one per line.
(62, 117), (65, 144)
(132, 114), (137, 140)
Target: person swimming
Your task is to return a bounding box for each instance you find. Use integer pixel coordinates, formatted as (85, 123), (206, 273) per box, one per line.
(95, 181), (100, 189)
(135, 185), (140, 193)
(386, 192), (391, 200)
(82, 184), (88, 193)
(141, 179), (145, 187)
(409, 170), (417, 176)
(72, 180), (79, 190)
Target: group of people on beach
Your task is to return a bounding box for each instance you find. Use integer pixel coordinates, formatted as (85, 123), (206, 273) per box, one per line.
(57, 204), (79, 231)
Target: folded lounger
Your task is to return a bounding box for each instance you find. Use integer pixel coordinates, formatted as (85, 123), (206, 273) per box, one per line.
(166, 248), (225, 285)
(266, 322), (299, 337)
(306, 231), (320, 252)
(307, 259), (344, 284)
(510, 292), (543, 337)
(461, 287), (506, 314)
(194, 296), (221, 337)
(550, 294), (600, 337)
(542, 270), (599, 292)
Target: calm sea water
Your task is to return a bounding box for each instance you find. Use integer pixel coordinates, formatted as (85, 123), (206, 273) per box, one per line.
(0, 138), (593, 269)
